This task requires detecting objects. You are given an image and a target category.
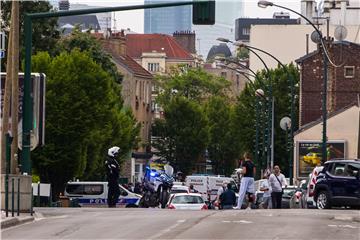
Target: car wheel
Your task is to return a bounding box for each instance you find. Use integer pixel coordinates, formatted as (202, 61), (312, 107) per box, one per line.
(316, 191), (331, 209)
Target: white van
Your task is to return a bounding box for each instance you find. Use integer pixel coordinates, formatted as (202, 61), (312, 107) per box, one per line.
(185, 175), (238, 202)
(64, 181), (141, 208)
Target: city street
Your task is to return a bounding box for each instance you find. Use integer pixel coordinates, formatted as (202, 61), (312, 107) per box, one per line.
(2, 208), (360, 239)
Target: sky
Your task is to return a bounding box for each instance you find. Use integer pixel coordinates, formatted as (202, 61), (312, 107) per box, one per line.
(69, 0), (302, 33)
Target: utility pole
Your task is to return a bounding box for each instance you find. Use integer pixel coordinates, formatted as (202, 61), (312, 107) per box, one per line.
(11, 1), (20, 174)
(1, 2), (14, 174)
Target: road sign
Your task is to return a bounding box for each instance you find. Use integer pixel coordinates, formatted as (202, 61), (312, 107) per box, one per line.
(0, 50), (5, 59)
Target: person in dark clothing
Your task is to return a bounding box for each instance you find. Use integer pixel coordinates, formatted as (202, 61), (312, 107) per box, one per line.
(189, 184), (198, 193)
(134, 182), (142, 194)
(105, 146), (121, 208)
(220, 183), (236, 209)
(236, 152), (256, 209)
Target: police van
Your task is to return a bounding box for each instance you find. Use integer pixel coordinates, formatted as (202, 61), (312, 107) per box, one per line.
(64, 181), (141, 208)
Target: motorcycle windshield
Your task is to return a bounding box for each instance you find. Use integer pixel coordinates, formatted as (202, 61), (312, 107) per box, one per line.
(164, 165), (174, 176)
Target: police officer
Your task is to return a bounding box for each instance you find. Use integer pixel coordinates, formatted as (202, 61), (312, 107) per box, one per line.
(105, 146), (121, 208)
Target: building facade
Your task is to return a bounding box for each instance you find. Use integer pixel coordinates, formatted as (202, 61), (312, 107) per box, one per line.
(144, 0), (191, 35)
(101, 32), (153, 183)
(296, 41), (360, 126)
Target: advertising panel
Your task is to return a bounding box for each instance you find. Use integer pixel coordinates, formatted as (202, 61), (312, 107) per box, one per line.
(297, 141), (346, 178)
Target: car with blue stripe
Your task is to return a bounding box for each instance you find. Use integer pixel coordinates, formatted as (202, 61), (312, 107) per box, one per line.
(64, 181), (141, 208)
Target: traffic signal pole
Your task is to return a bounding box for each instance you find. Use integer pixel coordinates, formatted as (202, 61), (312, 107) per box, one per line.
(22, 1), (214, 174)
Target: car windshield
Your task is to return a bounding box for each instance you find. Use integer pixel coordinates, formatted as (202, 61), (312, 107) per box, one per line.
(171, 189), (188, 194)
(172, 195), (204, 204)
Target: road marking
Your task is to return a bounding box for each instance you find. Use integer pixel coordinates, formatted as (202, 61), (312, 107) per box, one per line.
(222, 220), (253, 224)
(328, 224), (358, 229)
(147, 219), (187, 240)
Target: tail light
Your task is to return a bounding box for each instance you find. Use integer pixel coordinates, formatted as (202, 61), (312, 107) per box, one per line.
(201, 204), (208, 210)
(168, 204), (176, 209)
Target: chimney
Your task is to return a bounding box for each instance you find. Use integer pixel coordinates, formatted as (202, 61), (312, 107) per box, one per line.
(173, 30), (196, 54)
(108, 30), (126, 56)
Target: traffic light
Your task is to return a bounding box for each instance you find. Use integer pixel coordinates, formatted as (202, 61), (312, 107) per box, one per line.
(192, 0), (215, 25)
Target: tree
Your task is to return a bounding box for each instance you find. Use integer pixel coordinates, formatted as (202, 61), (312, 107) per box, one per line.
(234, 63), (299, 177)
(152, 96), (209, 175)
(54, 29), (122, 83)
(205, 96), (240, 176)
(31, 50), (139, 198)
(1, 1), (59, 58)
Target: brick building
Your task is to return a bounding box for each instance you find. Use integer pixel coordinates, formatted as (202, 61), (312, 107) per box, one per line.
(296, 41), (360, 126)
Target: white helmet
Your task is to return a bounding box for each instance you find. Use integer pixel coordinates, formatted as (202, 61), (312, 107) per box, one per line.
(108, 146), (120, 157)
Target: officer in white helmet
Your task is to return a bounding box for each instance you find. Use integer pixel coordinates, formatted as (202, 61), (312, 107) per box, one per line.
(105, 146), (121, 208)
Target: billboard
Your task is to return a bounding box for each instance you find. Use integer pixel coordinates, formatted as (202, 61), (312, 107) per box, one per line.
(297, 141), (346, 178)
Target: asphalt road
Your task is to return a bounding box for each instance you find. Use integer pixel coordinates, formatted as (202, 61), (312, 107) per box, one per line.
(2, 208), (360, 240)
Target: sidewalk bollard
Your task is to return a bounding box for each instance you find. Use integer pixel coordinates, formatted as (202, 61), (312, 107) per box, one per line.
(30, 186), (33, 216)
(37, 182), (40, 207)
(11, 178), (15, 217)
(17, 178), (20, 216)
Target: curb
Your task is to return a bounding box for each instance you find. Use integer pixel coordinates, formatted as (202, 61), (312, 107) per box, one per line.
(1, 216), (34, 229)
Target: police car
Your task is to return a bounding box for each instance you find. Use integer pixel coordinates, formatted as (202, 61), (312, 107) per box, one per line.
(64, 181), (141, 208)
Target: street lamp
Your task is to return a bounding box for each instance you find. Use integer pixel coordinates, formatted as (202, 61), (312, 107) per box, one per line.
(257, 0), (334, 165)
(217, 37), (274, 171)
(234, 42), (295, 184)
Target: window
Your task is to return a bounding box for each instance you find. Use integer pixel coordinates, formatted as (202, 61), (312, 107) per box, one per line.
(345, 163), (360, 177)
(148, 63), (160, 72)
(65, 184), (104, 195)
(242, 27), (250, 36)
(344, 66), (355, 78)
(330, 163), (346, 176)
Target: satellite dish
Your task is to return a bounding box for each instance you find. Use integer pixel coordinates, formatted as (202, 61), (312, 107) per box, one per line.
(280, 117), (291, 131)
(334, 25), (348, 41)
(311, 30), (321, 44)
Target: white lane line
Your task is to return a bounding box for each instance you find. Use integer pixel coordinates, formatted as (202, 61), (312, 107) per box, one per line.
(222, 220), (253, 224)
(328, 224), (358, 229)
(147, 219), (187, 240)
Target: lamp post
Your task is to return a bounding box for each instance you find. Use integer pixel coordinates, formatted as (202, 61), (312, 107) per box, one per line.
(234, 42), (295, 184)
(217, 37), (274, 171)
(258, 0), (329, 165)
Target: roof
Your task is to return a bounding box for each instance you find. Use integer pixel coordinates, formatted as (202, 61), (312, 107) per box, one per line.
(103, 46), (153, 79)
(207, 43), (232, 61)
(126, 34), (193, 60)
(296, 41), (360, 64)
(295, 102), (359, 136)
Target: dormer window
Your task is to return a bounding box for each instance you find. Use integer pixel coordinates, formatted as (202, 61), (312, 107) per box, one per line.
(148, 63), (160, 72)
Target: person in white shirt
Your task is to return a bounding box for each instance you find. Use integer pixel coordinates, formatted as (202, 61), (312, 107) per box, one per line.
(269, 165), (287, 209)
(260, 174), (272, 209)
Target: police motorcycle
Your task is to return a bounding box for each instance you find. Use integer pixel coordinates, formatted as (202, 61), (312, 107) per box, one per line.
(139, 164), (174, 208)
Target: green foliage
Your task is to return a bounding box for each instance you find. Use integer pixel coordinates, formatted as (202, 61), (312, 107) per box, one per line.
(31, 50), (139, 197)
(152, 97), (209, 175)
(234, 63), (300, 177)
(54, 30), (122, 83)
(1, 1), (59, 58)
(237, 47), (249, 60)
(153, 68), (242, 175)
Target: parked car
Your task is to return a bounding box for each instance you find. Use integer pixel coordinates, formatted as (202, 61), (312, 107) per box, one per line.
(167, 193), (208, 210)
(281, 186), (297, 208)
(290, 180), (308, 209)
(305, 166), (324, 208)
(314, 159), (360, 209)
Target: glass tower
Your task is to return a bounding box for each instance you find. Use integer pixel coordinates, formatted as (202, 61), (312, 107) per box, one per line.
(144, 0), (192, 34)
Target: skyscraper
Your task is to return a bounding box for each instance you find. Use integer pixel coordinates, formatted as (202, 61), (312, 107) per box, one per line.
(144, 0), (192, 34)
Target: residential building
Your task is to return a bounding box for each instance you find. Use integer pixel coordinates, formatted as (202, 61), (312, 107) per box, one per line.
(58, 15), (101, 35)
(206, 43), (232, 62)
(100, 32), (153, 183)
(144, 0), (191, 35)
(203, 62), (247, 99)
(296, 41), (360, 127)
(235, 13), (299, 43)
(293, 103), (360, 180)
(173, 31), (196, 54)
(125, 33), (194, 119)
(248, 0), (360, 72)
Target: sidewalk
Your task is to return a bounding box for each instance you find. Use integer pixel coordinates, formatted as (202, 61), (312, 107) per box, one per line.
(1, 211), (34, 229)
